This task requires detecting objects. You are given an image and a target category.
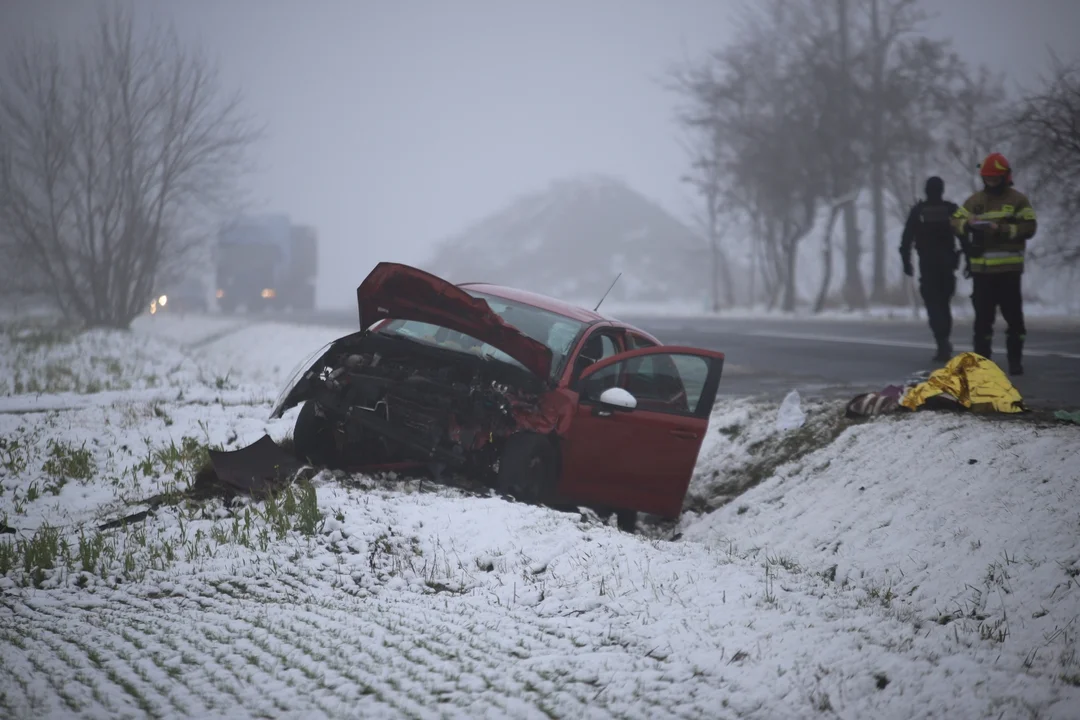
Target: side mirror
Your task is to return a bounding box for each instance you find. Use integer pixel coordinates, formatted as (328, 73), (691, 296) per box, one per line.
(598, 387), (637, 411)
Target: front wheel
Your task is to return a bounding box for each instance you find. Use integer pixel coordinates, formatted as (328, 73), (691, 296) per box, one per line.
(292, 400), (340, 468)
(616, 510), (638, 533)
(496, 432), (557, 504)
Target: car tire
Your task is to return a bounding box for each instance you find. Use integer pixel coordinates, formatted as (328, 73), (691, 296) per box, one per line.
(616, 510), (638, 533)
(496, 432), (557, 504)
(292, 400), (340, 468)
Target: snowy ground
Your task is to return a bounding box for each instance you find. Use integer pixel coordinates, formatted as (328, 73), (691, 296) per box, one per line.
(2, 314), (1079, 719)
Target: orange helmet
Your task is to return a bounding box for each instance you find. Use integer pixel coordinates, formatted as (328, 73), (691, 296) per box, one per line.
(979, 152), (1012, 185)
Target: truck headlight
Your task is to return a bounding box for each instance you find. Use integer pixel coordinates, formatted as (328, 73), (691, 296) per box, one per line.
(261, 288), (276, 299)
(158, 295), (168, 307)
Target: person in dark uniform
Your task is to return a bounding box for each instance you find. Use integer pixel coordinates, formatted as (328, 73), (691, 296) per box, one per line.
(950, 153), (1038, 376)
(900, 176), (961, 362)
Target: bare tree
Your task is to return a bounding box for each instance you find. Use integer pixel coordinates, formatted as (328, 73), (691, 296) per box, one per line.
(669, 51), (755, 309)
(669, 0), (986, 312)
(812, 191), (860, 312)
(0, 3), (259, 328)
(829, 0), (963, 307)
(834, 0), (868, 310)
(685, 183), (734, 311)
(882, 38), (961, 215)
(670, 1), (831, 312)
(678, 131), (736, 311)
(943, 65), (1012, 194)
(858, 0), (927, 302)
(880, 36), (964, 317)
(1013, 53), (1080, 265)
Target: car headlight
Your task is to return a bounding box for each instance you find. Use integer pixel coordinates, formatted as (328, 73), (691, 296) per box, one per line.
(158, 295), (168, 306)
(261, 288), (276, 299)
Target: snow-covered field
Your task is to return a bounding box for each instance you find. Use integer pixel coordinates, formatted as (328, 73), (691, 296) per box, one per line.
(2, 314), (1079, 719)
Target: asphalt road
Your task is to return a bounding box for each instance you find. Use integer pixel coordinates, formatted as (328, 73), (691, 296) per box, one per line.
(295, 309), (1080, 411)
(623, 315), (1080, 410)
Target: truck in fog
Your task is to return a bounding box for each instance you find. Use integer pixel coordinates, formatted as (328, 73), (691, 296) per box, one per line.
(214, 214), (318, 313)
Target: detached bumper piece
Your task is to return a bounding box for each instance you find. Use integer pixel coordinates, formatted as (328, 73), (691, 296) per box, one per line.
(208, 435), (304, 498)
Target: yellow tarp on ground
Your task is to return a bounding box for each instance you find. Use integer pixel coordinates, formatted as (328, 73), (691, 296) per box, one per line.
(900, 352), (1026, 414)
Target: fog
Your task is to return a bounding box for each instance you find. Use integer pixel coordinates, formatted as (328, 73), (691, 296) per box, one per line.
(3, 0), (1078, 309)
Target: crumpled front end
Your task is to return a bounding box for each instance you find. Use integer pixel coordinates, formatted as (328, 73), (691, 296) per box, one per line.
(272, 328), (553, 475)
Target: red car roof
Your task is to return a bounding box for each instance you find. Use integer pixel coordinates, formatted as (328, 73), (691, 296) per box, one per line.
(458, 282), (609, 324)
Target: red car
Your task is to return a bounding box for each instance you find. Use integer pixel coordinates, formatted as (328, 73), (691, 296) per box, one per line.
(218, 263), (725, 529)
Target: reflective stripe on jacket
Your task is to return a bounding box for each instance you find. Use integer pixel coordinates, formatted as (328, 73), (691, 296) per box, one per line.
(951, 188), (1037, 274)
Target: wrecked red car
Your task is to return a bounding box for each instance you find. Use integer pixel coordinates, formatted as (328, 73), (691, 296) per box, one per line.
(215, 263), (725, 528)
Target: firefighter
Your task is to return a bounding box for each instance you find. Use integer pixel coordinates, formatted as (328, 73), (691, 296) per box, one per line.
(951, 153), (1038, 376)
(900, 176), (961, 362)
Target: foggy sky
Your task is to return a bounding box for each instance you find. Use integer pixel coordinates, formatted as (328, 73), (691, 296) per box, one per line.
(3, 0), (1078, 308)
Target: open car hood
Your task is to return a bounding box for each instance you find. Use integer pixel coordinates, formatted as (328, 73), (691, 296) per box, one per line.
(357, 262), (553, 379)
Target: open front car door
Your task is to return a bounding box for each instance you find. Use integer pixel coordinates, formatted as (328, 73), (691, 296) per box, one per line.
(554, 346), (725, 518)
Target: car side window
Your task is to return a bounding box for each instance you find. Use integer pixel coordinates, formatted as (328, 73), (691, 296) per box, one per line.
(581, 332), (619, 362)
(573, 330), (620, 382)
(582, 352), (712, 416)
(627, 333), (657, 350)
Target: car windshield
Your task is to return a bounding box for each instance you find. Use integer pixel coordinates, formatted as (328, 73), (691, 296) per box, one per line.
(376, 290), (586, 380)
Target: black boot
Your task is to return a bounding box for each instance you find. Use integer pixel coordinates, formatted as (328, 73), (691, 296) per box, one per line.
(973, 338), (992, 360)
(1007, 336), (1024, 376)
(932, 340), (953, 363)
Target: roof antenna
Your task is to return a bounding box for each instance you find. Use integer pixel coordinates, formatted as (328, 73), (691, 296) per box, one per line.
(593, 273), (622, 312)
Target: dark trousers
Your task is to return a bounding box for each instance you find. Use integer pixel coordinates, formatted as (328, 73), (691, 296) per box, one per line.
(919, 270), (955, 349)
(971, 272), (1025, 361)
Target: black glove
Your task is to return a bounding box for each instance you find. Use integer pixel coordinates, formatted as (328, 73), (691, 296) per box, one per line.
(963, 261), (972, 279)
(903, 261), (914, 278)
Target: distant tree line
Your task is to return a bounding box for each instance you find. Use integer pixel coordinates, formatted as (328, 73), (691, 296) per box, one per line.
(671, 0), (1080, 312)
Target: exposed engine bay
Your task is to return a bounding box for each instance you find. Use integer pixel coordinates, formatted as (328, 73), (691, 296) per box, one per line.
(285, 330), (549, 474)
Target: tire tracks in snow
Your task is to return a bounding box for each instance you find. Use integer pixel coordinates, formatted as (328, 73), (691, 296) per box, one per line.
(2, 566), (705, 719)
(7, 600), (197, 719)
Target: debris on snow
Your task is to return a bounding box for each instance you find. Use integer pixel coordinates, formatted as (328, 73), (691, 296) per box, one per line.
(775, 389), (807, 430)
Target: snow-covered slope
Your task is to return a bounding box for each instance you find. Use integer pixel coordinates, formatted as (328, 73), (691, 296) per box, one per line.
(683, 406), (1080, 702)
(424, 174), (719, 306)
(1, 316), (1078, 719)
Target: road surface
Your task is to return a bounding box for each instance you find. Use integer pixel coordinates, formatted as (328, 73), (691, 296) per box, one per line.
(626, 315), (1080, 410)
(293, 309), (1080, 410)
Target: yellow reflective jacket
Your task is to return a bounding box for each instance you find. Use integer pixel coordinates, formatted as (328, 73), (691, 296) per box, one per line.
(900, 352), (1025, 413)
(950, 187), (1037, 274)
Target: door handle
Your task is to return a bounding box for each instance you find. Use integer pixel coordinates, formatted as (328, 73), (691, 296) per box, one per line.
(669, 429), (699, 440)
